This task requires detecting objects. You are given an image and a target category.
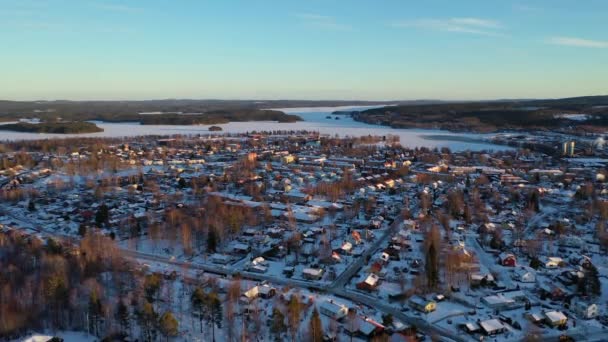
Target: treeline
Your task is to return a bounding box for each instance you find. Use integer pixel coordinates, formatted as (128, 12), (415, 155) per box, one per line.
(0, 230), (130, 338)
(0, 122), (103, 134)
(139, 110), (301, 125)
(354, 95), (608, 133)
(0, 99), (335, 123)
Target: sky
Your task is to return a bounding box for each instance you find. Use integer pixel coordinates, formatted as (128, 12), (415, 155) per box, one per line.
(0, 0), (607, 101)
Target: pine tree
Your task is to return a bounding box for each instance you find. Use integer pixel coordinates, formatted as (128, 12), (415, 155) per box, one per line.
(207, 228), (218, 253)
(95, 203), (110, 227)
(425, 242), (439, 290)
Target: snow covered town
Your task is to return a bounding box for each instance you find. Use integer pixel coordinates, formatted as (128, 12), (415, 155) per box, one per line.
(2, 131), (608, 342)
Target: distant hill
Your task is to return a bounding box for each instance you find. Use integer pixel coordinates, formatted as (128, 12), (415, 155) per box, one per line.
(354, 95), (608, 132)
(0, 99), (442, 126)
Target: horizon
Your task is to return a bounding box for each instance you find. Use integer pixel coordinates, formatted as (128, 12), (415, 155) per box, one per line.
(1, 0), (607, 100)
(2, 94), (607, 103)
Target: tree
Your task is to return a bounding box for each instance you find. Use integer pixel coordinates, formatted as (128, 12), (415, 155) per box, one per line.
(159, 311), (179, 341)
(424, 242), (439, 289)
(138, 301), (158, 342)
(78, 224), (87, 237)
(116, 299), (130, 335)
(206, 291), (223, 342)
(191, 287), (205, 333)
(382, 313), (393, 327)
(308, 307), (323, 342)
(88, 289), (103, 337)
(95, 203), (110, 227)
(271, 308), (287, 341)
(28, 200), (36, 212)
(144, 273), (162, 302)
(287, 295), (302, 341)
(207, 228), (218, 253)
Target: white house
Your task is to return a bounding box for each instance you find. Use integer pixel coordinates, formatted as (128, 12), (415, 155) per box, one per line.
(573, 301), (599, 319)
(319, 300), (349, 320)
(545, 310), (568, 327)
(479, 319), (506, 336)
(302, 268), (324, 280)
(513, 267), (536, 283)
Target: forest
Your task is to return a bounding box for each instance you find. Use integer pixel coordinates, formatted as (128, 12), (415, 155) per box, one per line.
(0, 122), (103, 134)
(354, 95), (608, 132)
(0, 99), (391, 123)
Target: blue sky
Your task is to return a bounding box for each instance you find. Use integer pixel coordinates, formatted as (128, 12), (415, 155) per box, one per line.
(1, 0), (607, 101)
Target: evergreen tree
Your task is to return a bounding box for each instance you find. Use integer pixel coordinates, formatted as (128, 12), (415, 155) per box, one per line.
(425, 242), (439, 289)
(95, 203), (110, 227)
(207, 228), (218, 253)
(78, 223), (87, 237)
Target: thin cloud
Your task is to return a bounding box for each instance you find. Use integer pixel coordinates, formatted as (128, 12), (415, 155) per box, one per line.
(392, 17), (504, 36)
(295, 13), (353, 31)
(513, 4), (541, 12)
(92, 2), (142, 13)
(549, 36), (608, 48)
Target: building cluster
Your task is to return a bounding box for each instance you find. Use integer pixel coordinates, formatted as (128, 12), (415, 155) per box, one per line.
(2, 131), (608, 341)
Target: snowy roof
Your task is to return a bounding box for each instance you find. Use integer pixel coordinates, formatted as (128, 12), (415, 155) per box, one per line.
(483, 294), (515, 306)
(21, 335), (53, 342)
(545, 310), (567, 323)
(364, 273), (379, 286)
(320, 300), (348, 315)
(302, 268), (323, 276)
(479, 319), (505, 333)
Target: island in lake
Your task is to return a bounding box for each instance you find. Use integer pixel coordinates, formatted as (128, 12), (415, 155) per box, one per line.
(208, 125), (223, 131)
(139, 109), (301, 125)
(0, 121), (103, 134)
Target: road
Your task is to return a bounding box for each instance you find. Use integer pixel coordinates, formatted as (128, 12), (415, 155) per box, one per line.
(6, 207), (472, 341)
(127, 247), (472, 342)
(330, 216), (403, 290)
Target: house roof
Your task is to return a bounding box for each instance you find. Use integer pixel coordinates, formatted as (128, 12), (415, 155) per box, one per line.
(480, 319), (505, 333)
(545, 311), (567, 323)
(364, 273), (379, 286)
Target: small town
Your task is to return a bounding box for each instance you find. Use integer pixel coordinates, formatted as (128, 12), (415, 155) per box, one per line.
(2, 130), (608, 342)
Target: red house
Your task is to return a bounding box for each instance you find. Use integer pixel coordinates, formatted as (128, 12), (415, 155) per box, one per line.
(498, 252), (516, 267)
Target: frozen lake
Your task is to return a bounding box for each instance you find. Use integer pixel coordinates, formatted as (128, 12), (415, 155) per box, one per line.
(0, 105), (509, 151)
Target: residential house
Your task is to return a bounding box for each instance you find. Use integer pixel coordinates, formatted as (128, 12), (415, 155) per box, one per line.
(408, 296), (436, 313)
(319, 300), (349, 320)
(302, 268), (324, 280)
(356, 273), (380, 291)
(573, 301), (599, 319)
(544, 310), (568, 327)
(513, 267), (536, 283)
(498, 252), (517, 267)
(480, 319), (506, 336)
